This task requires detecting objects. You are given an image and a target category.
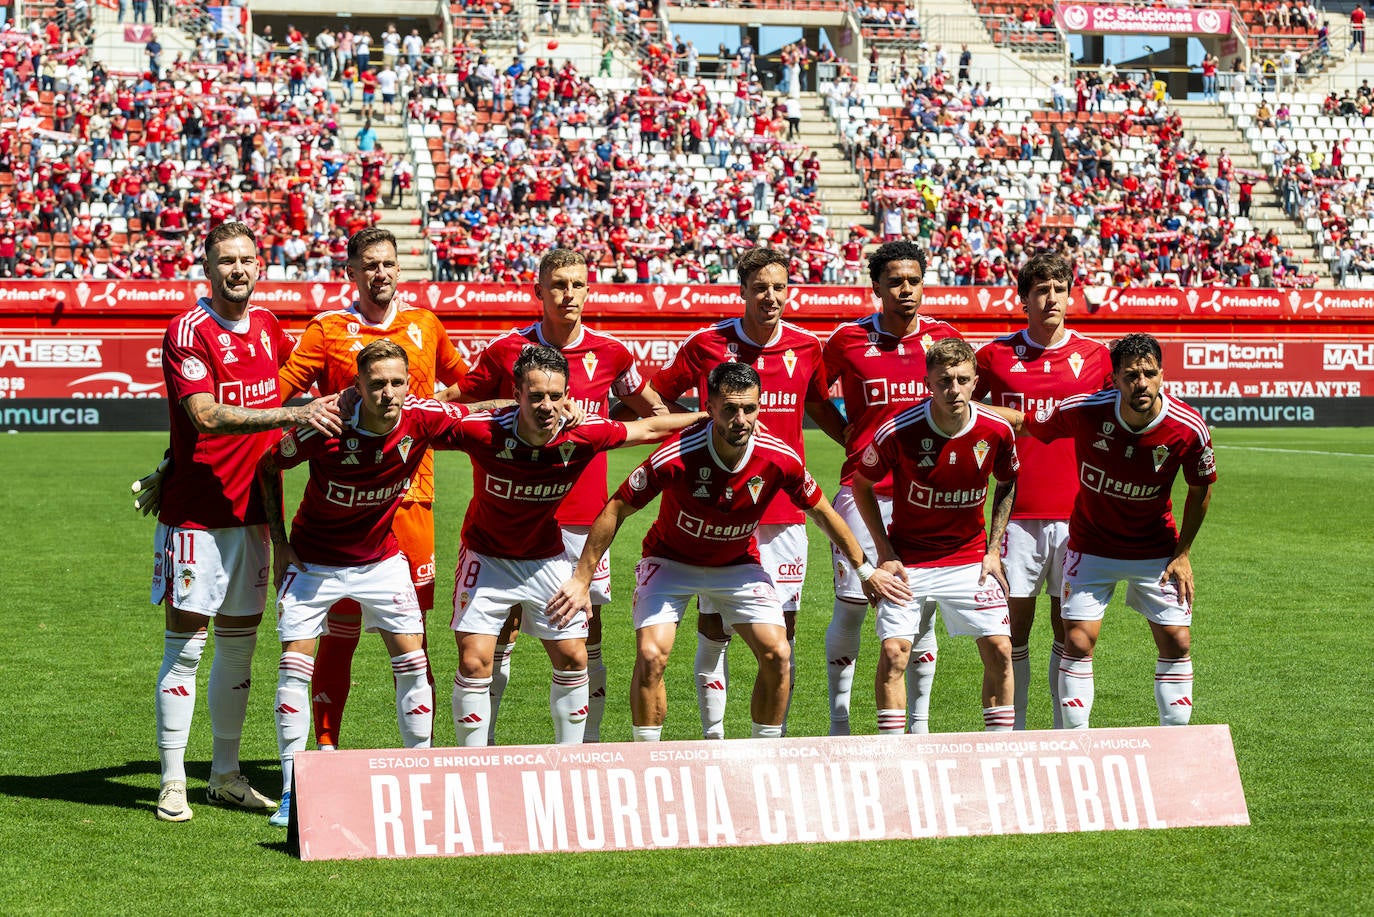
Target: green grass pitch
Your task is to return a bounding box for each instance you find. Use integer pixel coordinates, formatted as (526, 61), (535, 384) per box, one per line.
(0, 427), (1370, 914)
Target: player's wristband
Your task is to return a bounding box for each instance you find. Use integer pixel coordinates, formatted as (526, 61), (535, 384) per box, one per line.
(856, 561), (876, 582)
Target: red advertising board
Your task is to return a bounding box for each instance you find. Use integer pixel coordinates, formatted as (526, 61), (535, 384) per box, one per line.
(291, 726), (1248, 860)
(1054, 3), (1232, 34)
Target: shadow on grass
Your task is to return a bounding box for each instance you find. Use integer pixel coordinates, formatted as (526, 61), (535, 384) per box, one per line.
(0, 759), (281, 812)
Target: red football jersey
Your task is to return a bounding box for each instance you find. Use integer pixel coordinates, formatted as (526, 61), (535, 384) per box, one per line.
(652, 318), (827, 525)
(823, 313), (963, 492)
(160, 299), (295, 530)
(1026, 390), (1217, 560)
(463, 322), (646, 525)
(271, 397), (469, 566)
(975, 329), (1112, 519)
(618, 422), (823, 568)
(455, 408), (628, 559)
(859, 401), (1019, 567)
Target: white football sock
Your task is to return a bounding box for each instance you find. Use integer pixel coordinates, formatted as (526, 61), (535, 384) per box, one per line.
(1155, 656), (1194, 726)
(632, 725), (662, 742)
(392, 650), (432, 748)
(1058, 655), (1094, 729)
(1048, 641), (1065, 729)
(453, 673), (493, 747)
(694, 634), (730, 740)
(1011, 643), (1030, 730)
(585, 642), (607, 743)
(208, 623), (257, 779)
(983, 704), (1015, 732)
(487, 641), (515, 744)
(550, 667), (589, 745)
(877, 708), (906, 735)
(751, 721), (783, 739)
(906, 623), (938, 734)
(156, 630), (205, 784)
(275, 652), (314, 797)
(825, 597), (866, 735)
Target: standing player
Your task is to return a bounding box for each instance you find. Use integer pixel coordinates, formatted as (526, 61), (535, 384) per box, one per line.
(548, 363), (911, 741)
(974, 252), (1110, 729)
(642, 246), (844, 739)
(822, 240), (961, 735)
(854, 339), (1020, 733)
(276, 226), (470, 752)
(449, 346), (704, 746)
(457, 248), (667, 743)
(151, 222), (342, 822)
(259, 341), (466, 826)
(1018, 333), (1216, 729)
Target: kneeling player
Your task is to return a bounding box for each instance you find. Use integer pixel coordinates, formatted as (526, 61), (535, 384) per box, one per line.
(258, 340), (469, 826)
(549, 362), (911, 740)
(447, 346), (705, 747)
(854, 339), (1021, 733)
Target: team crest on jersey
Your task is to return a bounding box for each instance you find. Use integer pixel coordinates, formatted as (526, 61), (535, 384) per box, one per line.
(921, 437), (934, 451)
(693, 484), (710, 498)
(558, 441), (577, 465)
(782, 349), (797, 377)
(867, 332), (880, 344)
(179, 567), (195, 591)
(347, 322), (361, 336)
(629, 467), (648, 491)
(972, 439), (990, 469)
(280, 434), (298, 458)
(397, 435), (414, 462)
(497, 438), (516, 460)
(948, 452), (958, 464)
(1014, 344), (1026, 357)
(861, 444), (880, 467)
(582, 352), (598, 378)
(920, 333), (933, 349)
(1101, 421), (1115, 435)
(746, 475), (765, 503)
(698, 466), (711, 480)
(260, 329), (273, 355)
(1152, 445), (1170, 471)
(458, 591), (471, 611)
(1068, 352), (1085, 378)
(218, 333), (232, 347)
(407, 323), (424, 350)
(346, 437), (359, 451)
(726, 343), (739, 362)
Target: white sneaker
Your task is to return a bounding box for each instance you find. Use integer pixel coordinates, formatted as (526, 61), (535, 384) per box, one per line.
(268, 790), (292, 828)
(207, 773), (278, 811)
(156, 780), (193, 822)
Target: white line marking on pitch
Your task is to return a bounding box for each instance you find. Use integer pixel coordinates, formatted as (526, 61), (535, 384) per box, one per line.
(1216, 446), (1374, 458)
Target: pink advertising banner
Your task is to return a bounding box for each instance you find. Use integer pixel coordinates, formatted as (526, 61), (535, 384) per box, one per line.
(291, 725), (1248, 860)
(1054, 3), (1233, 35)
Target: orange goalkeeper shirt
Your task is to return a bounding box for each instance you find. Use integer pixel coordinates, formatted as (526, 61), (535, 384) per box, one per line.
(278, 302), (469, 505)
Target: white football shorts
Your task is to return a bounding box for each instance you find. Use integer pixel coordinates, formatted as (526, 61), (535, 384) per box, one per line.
(877, 562), (1011, 641)
(633, 556), (785, 632)
(830, 485), (894, 601)
(276, 552), (423, 641)
(151, 523), (269, 618)
(1000, 518), (1070, 599)
(450, 545), (589, 642)
(700, 523), (807, 615)
(1061, 550), (1192, 626)
(563, 525), (612, 606)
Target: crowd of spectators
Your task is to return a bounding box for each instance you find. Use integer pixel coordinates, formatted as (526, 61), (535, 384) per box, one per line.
(837, 58), (1314, 288)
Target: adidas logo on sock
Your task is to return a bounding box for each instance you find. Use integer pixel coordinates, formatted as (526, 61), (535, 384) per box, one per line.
(828, 656), (854, 667)
(1062, 698), (1086, 708)
(311, 692), (333, 704)
(406, 704), (432, 716)
(161, 685), (190, 696)
(233, 678), (251, 690)
(1170, 697), (1193, 706)
(459, 713), (484, 724)
(702, 680), (725, 691)
(275, 703), (299, 714)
